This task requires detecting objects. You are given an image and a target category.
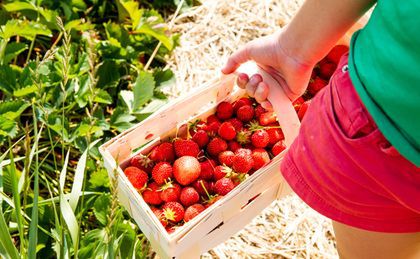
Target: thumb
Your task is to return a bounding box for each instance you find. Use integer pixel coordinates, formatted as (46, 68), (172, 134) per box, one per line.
(221, 45), (251, 74)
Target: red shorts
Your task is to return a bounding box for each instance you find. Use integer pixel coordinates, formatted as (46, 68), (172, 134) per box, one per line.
(281, 54), (420, 233)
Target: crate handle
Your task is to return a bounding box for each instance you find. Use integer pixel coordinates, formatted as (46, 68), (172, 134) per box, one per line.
(234, 62), (300, 147)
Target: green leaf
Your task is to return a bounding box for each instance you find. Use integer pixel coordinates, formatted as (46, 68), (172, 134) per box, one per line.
(3, 42), (27, 64)
(116, 0), (143, 28)
(93, 89), (113, 104)
(110, 106), (136, 132)
(88, 169), (110, 189)
(0, 65), (17, 95)
(134, 22), (173, 50)
(13, 85), (38, 97)
(0, 206), (20, 259)
(0, 116), (17, 139)
(133, 98), (167, 122)
(0, 100), (30, 120)
(0, 20), (52, 41)
(93, 194), (111, 226)
(2, 2), (37, 12)
(74, 124), (102, 138)
(133, 70), (155, 111)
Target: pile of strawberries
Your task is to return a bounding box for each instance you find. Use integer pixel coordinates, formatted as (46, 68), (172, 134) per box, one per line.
(123, 44), (348, 234)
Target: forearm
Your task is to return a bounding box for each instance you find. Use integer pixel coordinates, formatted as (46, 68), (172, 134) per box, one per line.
(279, 0), (376, 65)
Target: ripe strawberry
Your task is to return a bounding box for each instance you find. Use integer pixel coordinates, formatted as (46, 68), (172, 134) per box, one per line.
(184, 204), (205, 222)
(192, 180), (213, 196)
(252, 148), (270, 170)
(204, 121), (221, 136)
(192, 130), (209, 148)
(124, 166), (148, 190)
(292, 97), (305, 112)
(173, 156), (201, 185)
(234, 148), (252, 156)
(218, 122), (236, 140)
(319, 61), (336, 80)
(272, 140), (287, 156)
(166, 226), (177, 234)
(233, 97), (252, 112)
(213, 165), (234, 180)
(226, 118), (243, 131)
(254, 104), (266, 119)
(206, 114), (220, 124)
(204, 195), (224, 208)
(267, 128), (284, 146)
(236, 105), (254, 122)
(152, 162), (173, 185)
(130, 154), (153, 174)
(199, 159), (216, 180)
(228, 140), (241, 152)
(214, 178), (235, 196)
(218, 150), (235, 167)
(251, 129), (269, 148)
(180, 187), (200, 207)
(298, 100), (311, 121)
(326, 45), (349, 64)
(142, 182), (163, 205)
(162, 202), (184, 223)
(189, 119), (206, 135)
(174, 139), (200, 158)
(216, 101), (233, 120)
(308, 77), (328, 95)
(151, 207), (168, 227)
(160, 182), (181, 202)
(236, 129), (251, 145)
(259, 112), (277, 126)
(232, 152), (254, 174)
(149, 142), (175, 163)
(206, 137), (227, 157)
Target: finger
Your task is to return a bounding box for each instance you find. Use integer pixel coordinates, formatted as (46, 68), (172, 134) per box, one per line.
(221, 46), (250, 74)
(254, 81), (269, 103)
(261, 100), (273, 111)
(236, 73), (249, 89)
(246, 74), (262, 98)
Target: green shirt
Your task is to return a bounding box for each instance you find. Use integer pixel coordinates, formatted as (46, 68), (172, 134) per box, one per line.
(348, 1), (420, 166)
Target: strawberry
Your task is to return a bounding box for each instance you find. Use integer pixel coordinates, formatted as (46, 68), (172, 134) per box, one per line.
(160, 182), (181, 202)
(213, 165), (234, 180)
(234, 148), (252, 156)
(142, 182), (163, 205)
(204, 121), (221, 136)
(124, 166), (148, 190)
(308, 77), (328, 96)
(292, 97), (305, 112)
(199, 159), (216, 180)
(192, 130), (209, 148)
(152, 162), (173, 185)
(254, 104), (266, 119)
(204, 195), (224, 208)
(298, 100), (311, 121)
(216, 101), (233, 120)
(326, 45), (349, 64)
(130, 154), (153, 174)
(259, 112), (277, 126)
(192, 180), (213, 196)
(272, 140), (287, 156)
(252, 148), (270, 170)
(151, 207), (168, 227)
(149, 142), (175, 163)
(319, 61), (336, 80)
(228, 140), (241, 152)
(189, 119), (206, 135)
(233, 97), (252, 112)
(251, 129), (269, 148)
(184, 204), (205, 222)
(180, 187), (200, 207)
(174, 139), (200, 158)
(226, 118), (243, 131)
(232, 152), (254, 174)
(206, 137), (227, 157)
(236, 129), (251, 145)
(218, 122), (236, 140)
(218, 150), (234, 167)
(162, 202), (184, 223)
(214, 178), (235, 196)
(267, 128), (284, 146)
(173, 156), (201, 185)
(236, 105), (254, 122)
(206, 114), (220, 124)
(166, 226), (177, 234)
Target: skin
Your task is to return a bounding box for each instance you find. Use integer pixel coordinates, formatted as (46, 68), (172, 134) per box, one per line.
(222, 0), (420, 257)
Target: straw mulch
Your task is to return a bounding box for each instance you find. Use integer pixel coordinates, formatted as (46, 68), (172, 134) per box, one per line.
(164, 0), (339, 258)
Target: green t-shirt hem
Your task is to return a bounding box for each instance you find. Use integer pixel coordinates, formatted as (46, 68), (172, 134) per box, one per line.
(348, 31), (420, 167)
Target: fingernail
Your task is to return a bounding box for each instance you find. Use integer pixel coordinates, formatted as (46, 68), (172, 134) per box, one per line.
(250, 74), (262, 84)
(238, 73), (248, 83)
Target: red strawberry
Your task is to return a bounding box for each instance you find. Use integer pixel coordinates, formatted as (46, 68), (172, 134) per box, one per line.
(236, 105), (254, 122)
(254, 104), (266, 119)
(267, 128), (284, 146)
(214, 178), (235, 196)
(204, 121), (221, 136)
(218, 122), (236, 140)
(259, 112), (277, 126)
(152, 162), (173, 185)
(130, 154), (153, 174)
(189, 119), (206, 135)
(319, 61), (336, 80)
(298, 100), (311, 121)
(272, 140), (287, 156)
(251, 129), (269, 148)
(206, 137), (227, 157)
(226, 118), (243, 131)
(206, 114), (220, 124)
(151, 207), (168, 227)
(174, 139), (200, 158)
(162, 202), (185, 223)
(251, 148), (270, 170)
(142, 182), (163, 205)
(234, 148), (252, 156)
(166, 226), (177, 234)
(216, 101), (233, 120)
(213, 165), (234, 180)
(233, 97), (252, 112)
(192, 180), (213, 196)
(160, 182), (181, 202)
(204, 195), (224, 208)
(180, 187), (200, 207)
(149, 142), (175, 163)
(218, 150), (234, 167)
(308, 77), (328, 95)
(228, 141), (241, 152)
(326, 45), (349, 64)
(292, 97), (305, 112)
(173, 156), (201, 185)
(192, 130), (209, 148)
(232, 152), (254, 174)
(199, 159), (216, 180)
(124, 167), (148, 190)
(236, 129), (251, 145)
(184, 204), (205, 222)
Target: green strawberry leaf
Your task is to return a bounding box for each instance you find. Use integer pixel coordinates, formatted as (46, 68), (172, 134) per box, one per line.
(132, 70), (155, 111)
